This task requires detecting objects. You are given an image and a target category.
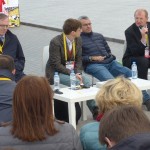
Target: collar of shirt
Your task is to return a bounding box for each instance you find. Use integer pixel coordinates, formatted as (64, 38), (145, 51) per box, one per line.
(139, 24), (147, 31)
(0, 35), (5, 42)
(66, 37), (74, 51)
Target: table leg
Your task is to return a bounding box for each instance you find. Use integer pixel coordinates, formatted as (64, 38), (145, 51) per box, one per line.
(81, 101), (87, 121)
(68, 102), (76, 129)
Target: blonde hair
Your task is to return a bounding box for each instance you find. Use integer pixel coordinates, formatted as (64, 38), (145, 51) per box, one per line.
(96, 77), (143, 113)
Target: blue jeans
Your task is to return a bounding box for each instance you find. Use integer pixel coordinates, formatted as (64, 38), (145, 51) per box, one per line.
(86, 60), (150, 103)
(86, 60), (132, 81)
(59, 73), (96, 113)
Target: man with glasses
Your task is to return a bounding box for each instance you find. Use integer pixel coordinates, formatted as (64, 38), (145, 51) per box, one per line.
(79, 15), (150, 111)
(0, 13), (25, 82)
(79, 16), (131, 82)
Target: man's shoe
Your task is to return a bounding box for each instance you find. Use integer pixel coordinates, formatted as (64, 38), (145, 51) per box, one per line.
(92, 106), (99, 120)
(144, 100), (150, 111)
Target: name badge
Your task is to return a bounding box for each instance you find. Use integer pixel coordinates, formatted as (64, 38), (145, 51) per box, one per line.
(66, 61), (74, 70)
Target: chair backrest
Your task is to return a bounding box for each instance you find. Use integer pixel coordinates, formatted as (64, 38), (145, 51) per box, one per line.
(42, 45), (49, 72)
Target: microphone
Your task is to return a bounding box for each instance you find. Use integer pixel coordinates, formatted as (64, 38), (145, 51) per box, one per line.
(139, 25), (148, 34)
(139, 25), (143, 29)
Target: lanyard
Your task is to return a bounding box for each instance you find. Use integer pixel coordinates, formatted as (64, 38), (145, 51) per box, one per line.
(0, 77), (11, 81)
(0, 39), (5, 54)
(146, 34), (149, 47)
(63, 33), (75, 61)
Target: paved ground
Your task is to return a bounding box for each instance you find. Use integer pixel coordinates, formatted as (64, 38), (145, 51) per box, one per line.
(9, 0), (150, 130)
(10, 25), (124, 131)
(10, 25), (124, 76)
(19, 0), (150, 40)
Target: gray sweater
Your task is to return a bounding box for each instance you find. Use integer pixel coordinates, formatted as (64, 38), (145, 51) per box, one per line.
(0, 122), (83, 150)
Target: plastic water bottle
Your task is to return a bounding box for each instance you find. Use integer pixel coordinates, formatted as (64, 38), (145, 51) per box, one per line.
(70, 70), (76, 90)
(131, 62), (137, 79)
(54, 72), (60, 90)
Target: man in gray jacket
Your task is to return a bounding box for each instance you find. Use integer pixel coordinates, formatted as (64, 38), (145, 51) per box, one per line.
(0, 55), (16, 124)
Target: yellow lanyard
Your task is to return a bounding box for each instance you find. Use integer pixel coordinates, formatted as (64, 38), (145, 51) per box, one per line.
(0, 77), (11, 81)
(0, 39), (5, 54)
(146, 34), (149, 47)
(63, 33), (75, 61)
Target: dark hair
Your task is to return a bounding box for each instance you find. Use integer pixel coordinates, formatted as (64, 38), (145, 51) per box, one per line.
(0, 55), (15, 72)
(99, 105), (150, 145)
(0, 13), (8, 20)
(63, 18), (82, 34)
(11, 75), (58, 142)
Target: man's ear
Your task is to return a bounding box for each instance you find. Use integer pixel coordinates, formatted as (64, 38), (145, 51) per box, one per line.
(105, 137), (115, 148)
(12, 69), (16, 75)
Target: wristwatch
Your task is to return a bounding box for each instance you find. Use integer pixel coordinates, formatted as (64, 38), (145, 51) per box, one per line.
(89, 56), (92, 61)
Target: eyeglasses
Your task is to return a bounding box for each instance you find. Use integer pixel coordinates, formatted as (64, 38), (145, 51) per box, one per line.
(82, 23), (92, 27)
(0, 25), (9, 28)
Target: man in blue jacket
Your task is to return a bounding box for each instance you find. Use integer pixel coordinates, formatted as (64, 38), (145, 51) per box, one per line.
(0, 13), (25, 82)
(0, 55), (16, 124)
(79, 16), (131, 81)
(79, 16), (150, 110)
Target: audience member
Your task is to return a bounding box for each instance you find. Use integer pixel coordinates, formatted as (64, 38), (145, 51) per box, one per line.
(123, 9), (150, 80)
(0, 13), (25, 82)
(0, 55), (16, 124)
(80, 76), (142, 150)
(46, 18), (98, 123)
(79, 15), (150, 110)
(99, 105), (150, 150)
(0, 75), (82, 150)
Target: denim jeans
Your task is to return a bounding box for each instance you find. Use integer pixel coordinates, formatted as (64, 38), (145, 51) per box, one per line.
(86, 60), (132, 81)
(86, 60), (150, 103)
(59, 73), (96, 113)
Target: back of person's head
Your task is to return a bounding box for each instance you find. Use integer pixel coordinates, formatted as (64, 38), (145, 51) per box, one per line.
(134, 8), (148, 18)
(63, 18), (82, 35)
(99, 105), (150, 147)
(96, 76), (142, 113)
(12, 75), (57, 142)
(0, 55), (15, 72)
(0, 13), (8, 21)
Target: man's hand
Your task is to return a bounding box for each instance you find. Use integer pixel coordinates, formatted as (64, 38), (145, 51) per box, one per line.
(76, 73), (83, 84)
(140, 26), (148, 45)
(140, 26), (148, 36)
(91, 56), (106, 61)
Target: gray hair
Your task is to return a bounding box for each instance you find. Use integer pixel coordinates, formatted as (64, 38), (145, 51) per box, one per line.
(0, 13), (8, 20)
(78, 16), (89, 20)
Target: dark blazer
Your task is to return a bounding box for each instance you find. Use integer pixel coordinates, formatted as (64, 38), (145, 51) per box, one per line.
(110, 133), (150, 150)
(3, 30), (25, 82)
(122, 22), (150, 62)
(0, 69), (16, 123)
(46, 34), (82, 84)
